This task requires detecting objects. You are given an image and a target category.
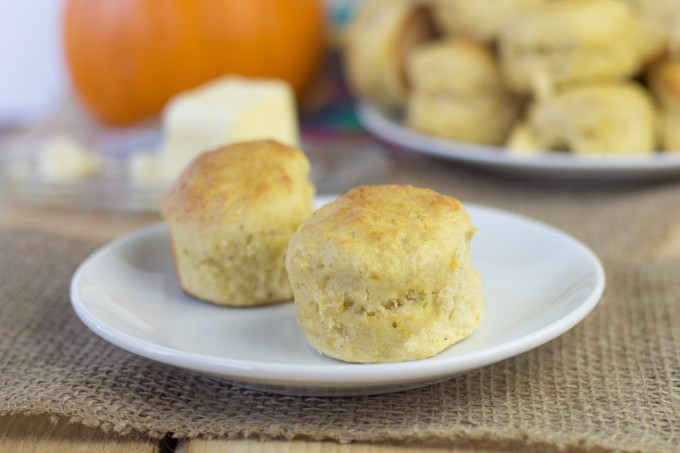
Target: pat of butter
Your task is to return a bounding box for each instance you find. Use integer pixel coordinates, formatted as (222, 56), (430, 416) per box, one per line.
(128, 150), (165, 182)
(159, 76), (299, 181)
(36, 135), (100, 180)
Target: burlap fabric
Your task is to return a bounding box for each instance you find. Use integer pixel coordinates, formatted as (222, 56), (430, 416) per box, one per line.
(1, 159), (679, 452)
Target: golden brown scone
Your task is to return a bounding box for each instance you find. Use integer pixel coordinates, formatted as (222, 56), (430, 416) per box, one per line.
(620, 0), (680, 63)
(162, 140), (315, 306)
(286, 185), (484, 363)
(406, 38), (522, 145)
(648, 59), (680, 150)
(507, 82), (657, 155)
(344, 0), (438, 110)
(499, 0), (643, 96)
(427, 0), (547, 43)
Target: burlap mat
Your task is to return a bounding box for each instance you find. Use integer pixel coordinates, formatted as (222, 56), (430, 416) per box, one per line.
(1, 162), (679, 452)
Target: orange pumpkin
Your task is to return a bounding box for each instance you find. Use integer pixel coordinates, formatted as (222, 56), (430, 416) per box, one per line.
(63, 0), (327, 125)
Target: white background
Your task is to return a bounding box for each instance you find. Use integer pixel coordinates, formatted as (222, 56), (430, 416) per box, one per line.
(0, 0), (68, 126)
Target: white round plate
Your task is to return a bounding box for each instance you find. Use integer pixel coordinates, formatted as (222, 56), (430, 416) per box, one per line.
(71, 196), (605, 396)
(357, 101), (680, 180)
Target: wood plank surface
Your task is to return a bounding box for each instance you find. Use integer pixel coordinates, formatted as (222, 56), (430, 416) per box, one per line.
(0, 201), (160, 242)
(184, 440), (522, 453)
(0, 414), (160, 453)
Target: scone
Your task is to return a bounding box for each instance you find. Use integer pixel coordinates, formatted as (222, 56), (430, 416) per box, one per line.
(620, 0), (680, 64)
(648, 59), (680, 150)
(507, 81), (657, 155)
(499, 0), (643, 96)
(344, 0), (438, 109)
(427, 0), (547, 43)
(406, 38), (522, 145)
(286, 185), (484, 363)
(162, 140), (315, 306)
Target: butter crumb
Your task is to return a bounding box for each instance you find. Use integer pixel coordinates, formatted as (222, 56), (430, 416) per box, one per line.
(36, 135), (100, 180)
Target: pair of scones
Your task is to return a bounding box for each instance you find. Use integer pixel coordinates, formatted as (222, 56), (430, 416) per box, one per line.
(345, 0), (680, 154)
(162, 141), (484, 363)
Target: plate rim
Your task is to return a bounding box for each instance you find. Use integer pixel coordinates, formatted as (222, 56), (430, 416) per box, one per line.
(357, 101), (680, 177)
(70, 199), (606, 392)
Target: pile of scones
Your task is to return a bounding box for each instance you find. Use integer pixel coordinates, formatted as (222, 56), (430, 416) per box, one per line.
(162, 140), (484, 363)
(344, 0), (680, 155)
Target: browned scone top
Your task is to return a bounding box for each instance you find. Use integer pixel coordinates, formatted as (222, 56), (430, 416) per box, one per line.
(290, 185), (472, 292)
(162, 140), (313, 230)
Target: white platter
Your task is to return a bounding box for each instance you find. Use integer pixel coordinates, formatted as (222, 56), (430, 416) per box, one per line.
(357, 101), (680, 180)
(70, 196), (605, 396)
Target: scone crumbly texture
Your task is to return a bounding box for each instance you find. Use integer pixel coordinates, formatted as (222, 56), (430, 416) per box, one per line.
(162, 140), (315, 307)
(286, 185), (484, 363)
